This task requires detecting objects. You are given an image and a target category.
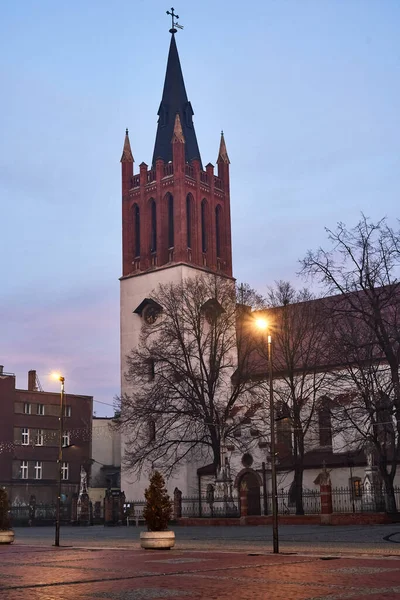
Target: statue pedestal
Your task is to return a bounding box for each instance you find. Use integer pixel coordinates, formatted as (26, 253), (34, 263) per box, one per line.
(362, 467), (384, 512)
(77, 492), (90, 526)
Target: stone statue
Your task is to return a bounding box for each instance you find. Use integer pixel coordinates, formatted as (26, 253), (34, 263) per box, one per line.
(79, 466), (88, 496)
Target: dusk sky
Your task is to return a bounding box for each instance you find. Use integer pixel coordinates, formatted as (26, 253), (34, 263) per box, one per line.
(1, 1), (399, 415)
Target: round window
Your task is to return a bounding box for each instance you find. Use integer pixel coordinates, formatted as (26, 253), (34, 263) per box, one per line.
(242, 453), (253, 468)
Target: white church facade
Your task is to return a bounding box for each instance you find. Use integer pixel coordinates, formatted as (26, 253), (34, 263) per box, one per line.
(119, 28), (400, 516)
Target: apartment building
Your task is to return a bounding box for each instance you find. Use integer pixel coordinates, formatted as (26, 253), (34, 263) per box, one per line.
(0, 367), (93, 506)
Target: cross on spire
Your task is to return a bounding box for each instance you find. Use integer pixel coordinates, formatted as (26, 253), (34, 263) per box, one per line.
(166, 7), (183, 33)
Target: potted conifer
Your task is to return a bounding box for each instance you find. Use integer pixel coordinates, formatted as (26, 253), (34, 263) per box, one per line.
(140, 470), (174, 549)
(0, 488), (14, 544)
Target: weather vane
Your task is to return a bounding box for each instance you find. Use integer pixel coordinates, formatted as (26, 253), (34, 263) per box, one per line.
(166, 7), (184, 33)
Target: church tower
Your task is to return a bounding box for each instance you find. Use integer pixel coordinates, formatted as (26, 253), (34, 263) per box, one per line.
(120, 31), (232, 279)
(120, 26), (233, 498)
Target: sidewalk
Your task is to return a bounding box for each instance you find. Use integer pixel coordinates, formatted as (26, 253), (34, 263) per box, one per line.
(2, 543), (400, 599)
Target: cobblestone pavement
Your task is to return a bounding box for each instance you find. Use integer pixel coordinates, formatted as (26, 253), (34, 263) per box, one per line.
(12, 524), (400, 555)
(3, 544), (400, 599)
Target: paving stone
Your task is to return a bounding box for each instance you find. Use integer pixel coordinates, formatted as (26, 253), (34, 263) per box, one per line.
(87, 590), (192, 599)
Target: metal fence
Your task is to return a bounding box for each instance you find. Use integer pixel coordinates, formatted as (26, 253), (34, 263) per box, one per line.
(332, 485), (387, 513)
(10, 503), (71, 526)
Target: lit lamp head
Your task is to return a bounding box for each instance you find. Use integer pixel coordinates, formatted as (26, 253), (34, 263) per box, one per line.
(255, 317), (268, 331)
(254, 317), (272, 343)
(51, 372), (65, 383)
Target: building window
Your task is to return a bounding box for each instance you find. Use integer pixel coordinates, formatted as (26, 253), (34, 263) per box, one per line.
(23, 402), (31, 414)
(215, 205), (222, 258)
(147, 359), (155, 382)
(133, 204), (140, 258)
(64, 405), (71, 417)
(201, 199), (207, 253)
(20, 460), (28, 479)
(150, 199), (157, 253)
(318, 407), (332, 447)
(167, 194), (174, 248)
(186, 195), (192, 248)
(61, 462), (69, 481)
(351, 477), (362, 499)
(22, 428), (29, 445)
(34, 461), (42, 480)
(62, 431), (70, 448)
(35, 429), (44, 446)
(149, 420), (156, 442)
(37, 403), (45, 416)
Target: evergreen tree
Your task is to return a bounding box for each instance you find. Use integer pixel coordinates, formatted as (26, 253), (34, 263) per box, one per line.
(0, 488), (11, 531)
(143, 471), (172, 531)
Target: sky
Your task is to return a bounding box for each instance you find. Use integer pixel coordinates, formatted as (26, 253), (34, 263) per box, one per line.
(0, 1), (399, 416)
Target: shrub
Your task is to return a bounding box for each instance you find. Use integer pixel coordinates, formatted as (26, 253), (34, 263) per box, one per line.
(0, 488), (11, 531)
(143, 471), (172, 531)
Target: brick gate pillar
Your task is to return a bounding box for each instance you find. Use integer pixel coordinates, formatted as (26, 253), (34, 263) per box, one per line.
(318, 466), (333, 525)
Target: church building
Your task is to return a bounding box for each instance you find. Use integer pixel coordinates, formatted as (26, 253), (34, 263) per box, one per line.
(120, 25), (234, 501)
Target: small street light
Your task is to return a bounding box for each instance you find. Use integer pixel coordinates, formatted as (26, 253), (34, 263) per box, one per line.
(255, 318), (279, 554)
(51, 372), (65, 547)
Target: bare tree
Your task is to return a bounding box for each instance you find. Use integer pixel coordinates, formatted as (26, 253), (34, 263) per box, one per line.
(263, 281), (333, 515)
(117, 274), (265, 479)
(301, 215), (400, 511)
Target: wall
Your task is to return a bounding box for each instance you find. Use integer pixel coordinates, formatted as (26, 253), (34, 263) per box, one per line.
(91, 417), (121, 488)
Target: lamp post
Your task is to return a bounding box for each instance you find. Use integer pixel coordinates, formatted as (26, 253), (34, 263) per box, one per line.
(52, 373), (65, 547)
(255, 319), (279, 554)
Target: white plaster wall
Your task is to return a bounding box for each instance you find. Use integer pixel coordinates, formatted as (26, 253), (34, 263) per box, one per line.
(91, 418), (121, 486)
(120, 264), (231, 502)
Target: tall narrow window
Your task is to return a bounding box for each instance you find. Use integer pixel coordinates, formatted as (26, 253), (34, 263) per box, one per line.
(23, 402), (31, 415)
(318, 407), (332, 447)
(134, 204), (140, 257)
(216, 205), (222, 258)
(201, 199), (207, 253)
(34, 461), (42, 480)
(186, 195), (192, 248)
(149, 420), (156, 442)
(35, 429), (44, 446)
(150, 200), (157, 252)
(22, 428), (29, 445)
(20, 461), (28, 479)
(62, 431), (70, 448)
(61, 462), (69, 480)
(148, 359), (155, 381)
(37, 403), (45, 415)
(168, 194), (174, 248)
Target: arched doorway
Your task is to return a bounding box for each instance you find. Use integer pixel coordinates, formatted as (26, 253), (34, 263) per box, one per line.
(240, 471), (261, 516)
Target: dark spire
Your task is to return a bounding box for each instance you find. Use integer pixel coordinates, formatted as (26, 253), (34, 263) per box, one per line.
(152, 34), (202, 168)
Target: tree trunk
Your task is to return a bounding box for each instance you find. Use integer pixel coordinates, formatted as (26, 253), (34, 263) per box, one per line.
(294, 461), (304, 515)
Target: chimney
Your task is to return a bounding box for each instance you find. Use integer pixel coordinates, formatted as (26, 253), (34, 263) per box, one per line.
(0, 365), (3, 374)
(28, 370), (37, 391)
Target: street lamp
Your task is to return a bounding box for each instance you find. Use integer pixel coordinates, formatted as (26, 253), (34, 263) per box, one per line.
(51, 372), (65, 547)
(255, 318), (279, 554)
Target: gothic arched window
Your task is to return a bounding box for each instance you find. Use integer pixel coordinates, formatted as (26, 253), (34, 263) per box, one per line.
(133, 204), (140, 258)
(215, 204), (222, 258)
(149, 420), (156, 442)
(186, 195), (192, 249)
(150, 199), (157, 253)
(201, 199), (207, 253)
(168, 194), (174, 248)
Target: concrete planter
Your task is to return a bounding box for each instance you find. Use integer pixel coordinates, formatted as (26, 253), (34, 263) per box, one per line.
(0, 530), (14, 544)
(140, 530), (175, 550)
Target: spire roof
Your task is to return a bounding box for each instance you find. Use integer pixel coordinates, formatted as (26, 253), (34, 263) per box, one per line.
(121, 128), (134, 163)
(152, 34), (202, 168)
(217, 131), (230, 164)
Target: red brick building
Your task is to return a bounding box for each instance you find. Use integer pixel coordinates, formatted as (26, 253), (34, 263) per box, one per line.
(0, 367), (92, 506)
